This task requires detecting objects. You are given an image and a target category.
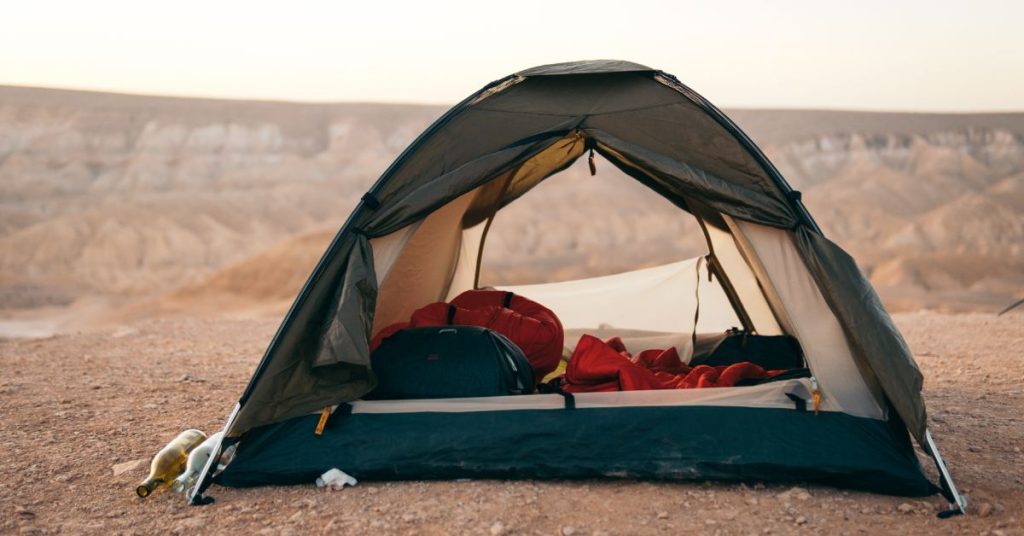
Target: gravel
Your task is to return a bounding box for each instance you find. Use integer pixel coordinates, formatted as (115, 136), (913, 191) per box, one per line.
(0, 312), (1021, 535)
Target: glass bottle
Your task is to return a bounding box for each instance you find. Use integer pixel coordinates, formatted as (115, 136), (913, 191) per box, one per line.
(136, 429), (207, 498)
(171, 431), (223, 493)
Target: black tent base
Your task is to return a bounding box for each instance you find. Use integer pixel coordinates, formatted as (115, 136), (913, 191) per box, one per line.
(217, 404), (934, 497)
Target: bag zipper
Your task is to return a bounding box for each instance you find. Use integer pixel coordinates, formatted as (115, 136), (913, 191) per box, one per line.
(501, 351), (526, 391)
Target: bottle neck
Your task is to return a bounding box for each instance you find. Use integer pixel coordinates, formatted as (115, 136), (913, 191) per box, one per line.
(136, 477), (162, 498)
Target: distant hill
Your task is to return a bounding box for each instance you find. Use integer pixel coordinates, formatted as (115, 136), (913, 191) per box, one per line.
(0, 85), (1021, 316)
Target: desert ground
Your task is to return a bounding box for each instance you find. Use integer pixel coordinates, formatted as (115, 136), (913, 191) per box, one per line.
(1, 311), (1021, 536)
(2, 86), (1023, 535)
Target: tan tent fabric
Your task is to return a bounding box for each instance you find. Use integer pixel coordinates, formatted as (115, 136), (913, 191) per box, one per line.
(506, 257), (739, 334)
(351, 377), (821, 414)
(793, 228), (927, 443)
(370, 223), (422, 285)
(445, 222), (487, 300)
(372, 190), (478, 338)
(701, 220), (782, 335)
(505, 257), (739, 362)
(728, 217), (884, 419)
(499, 131), (587, 205)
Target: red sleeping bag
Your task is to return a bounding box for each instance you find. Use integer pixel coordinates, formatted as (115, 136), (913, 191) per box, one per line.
(371, 290), (564, 382)
(561, 335), (784, 393)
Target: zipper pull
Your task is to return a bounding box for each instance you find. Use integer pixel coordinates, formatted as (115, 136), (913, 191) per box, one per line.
(810, 377), (821, 415)
(588, 147), (597, 176)
(315, 406), (331, 435)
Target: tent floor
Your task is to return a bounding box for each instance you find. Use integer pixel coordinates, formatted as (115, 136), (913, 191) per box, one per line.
(217, 404), (934, 497)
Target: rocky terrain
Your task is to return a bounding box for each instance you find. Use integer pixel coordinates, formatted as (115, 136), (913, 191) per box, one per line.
(2, 86), (1022, 324)
(1, 86), (1023, 322)
(0, 86), (441, 307)
(1, 312), (1021, 535)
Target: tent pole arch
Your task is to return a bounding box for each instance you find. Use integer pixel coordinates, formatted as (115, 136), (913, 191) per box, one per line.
(189, 61), (962, 513)
(651, 73), (822, 235)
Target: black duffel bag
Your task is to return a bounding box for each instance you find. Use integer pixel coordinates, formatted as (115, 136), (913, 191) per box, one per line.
(366, 325), (534, 400)
(693, 329), (805, 371)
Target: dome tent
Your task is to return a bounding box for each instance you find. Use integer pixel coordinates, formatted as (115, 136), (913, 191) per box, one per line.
(188, 60), (964, 514)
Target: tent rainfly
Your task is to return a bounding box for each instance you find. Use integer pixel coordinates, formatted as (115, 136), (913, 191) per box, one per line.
(187, 60), (965, 516)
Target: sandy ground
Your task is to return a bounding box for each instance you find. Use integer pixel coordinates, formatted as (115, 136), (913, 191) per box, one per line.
(1, 312), (1022, 535)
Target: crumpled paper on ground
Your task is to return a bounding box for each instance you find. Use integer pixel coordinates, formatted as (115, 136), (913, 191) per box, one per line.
(315, 468), (358, 490)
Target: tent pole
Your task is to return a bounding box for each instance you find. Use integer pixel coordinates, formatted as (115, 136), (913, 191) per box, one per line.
(186, 402), (241, 505)
(925, 429), (967, 516)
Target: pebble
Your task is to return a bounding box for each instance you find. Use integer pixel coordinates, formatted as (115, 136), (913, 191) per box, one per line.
(172, 517), (204, 534)
(897, 502), (914, 514)
(776, 486), (811, 502)
(490, 521), (506, 535)
(53, 472), (76, 483)
(977, 502), (994, 517)
(112, 458), (145, 476)
(657, 511), (669, 519)
(561, 526), (577, 536)
(795, 516), (807, 525)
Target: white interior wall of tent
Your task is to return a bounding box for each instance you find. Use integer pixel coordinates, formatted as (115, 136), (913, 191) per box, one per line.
(366, 165), (884, 420)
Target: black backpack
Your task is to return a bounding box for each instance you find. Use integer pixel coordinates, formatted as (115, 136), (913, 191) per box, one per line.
(366, 325), (534, 400)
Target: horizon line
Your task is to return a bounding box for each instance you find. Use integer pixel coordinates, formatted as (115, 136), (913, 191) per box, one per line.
(2, 82), (1023, 116)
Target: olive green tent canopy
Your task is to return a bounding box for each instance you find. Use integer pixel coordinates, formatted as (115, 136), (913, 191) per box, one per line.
(189, 60), (963, 514)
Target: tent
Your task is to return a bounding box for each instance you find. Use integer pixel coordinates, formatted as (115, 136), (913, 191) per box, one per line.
(188, 60), (964, 514)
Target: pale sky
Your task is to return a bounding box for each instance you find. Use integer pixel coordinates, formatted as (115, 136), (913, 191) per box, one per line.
(1, 0), (1022, 111)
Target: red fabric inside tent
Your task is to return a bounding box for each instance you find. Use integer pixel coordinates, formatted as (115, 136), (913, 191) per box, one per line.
(561, 335), (784, 393)
(371, 290), (564, 382)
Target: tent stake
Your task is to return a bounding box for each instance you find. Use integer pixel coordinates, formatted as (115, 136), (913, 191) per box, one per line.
(997, 297), (1024, 316)
(187, 402), (240, 505)
(925, 429), (967, 517)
